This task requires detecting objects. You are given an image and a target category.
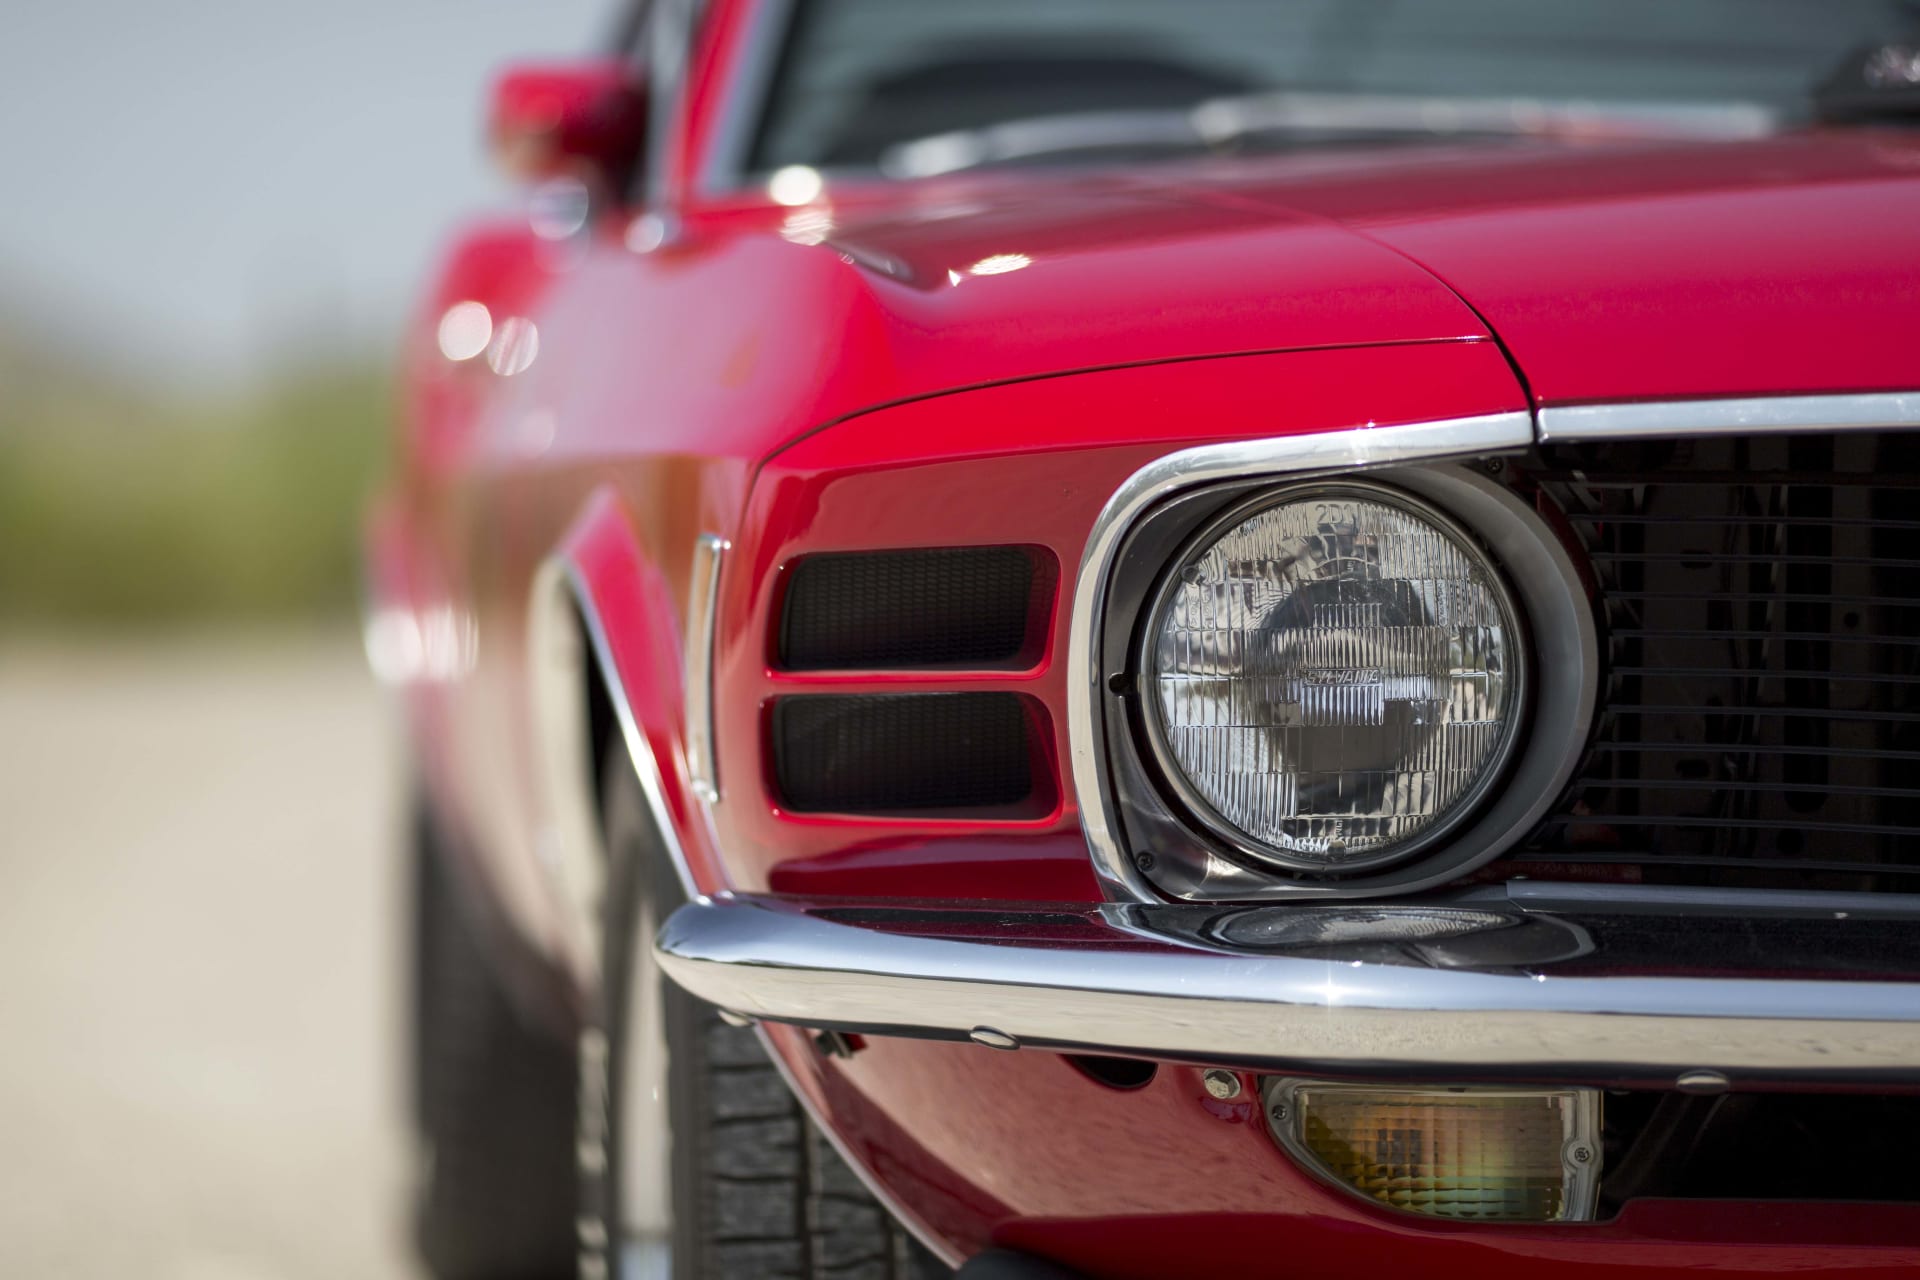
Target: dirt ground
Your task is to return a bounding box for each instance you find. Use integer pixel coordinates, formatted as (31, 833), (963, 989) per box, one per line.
(0, 631), (420, 1279)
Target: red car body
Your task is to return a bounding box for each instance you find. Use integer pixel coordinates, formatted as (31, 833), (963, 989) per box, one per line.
(369, 3), (1920, 1275)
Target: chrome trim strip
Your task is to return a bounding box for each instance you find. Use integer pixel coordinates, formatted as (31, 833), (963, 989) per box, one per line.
(656, 894), (1920, 1079)
(685, 534), (727, 804)
(560, 560), (705, 904)
(1500, 881), (1920, 919)
(1065, 411), (1536, 903)
(1538, 392), (1920, 442)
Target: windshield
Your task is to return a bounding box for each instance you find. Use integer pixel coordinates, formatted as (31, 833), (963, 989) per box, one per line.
(749, 0), (1917, 174)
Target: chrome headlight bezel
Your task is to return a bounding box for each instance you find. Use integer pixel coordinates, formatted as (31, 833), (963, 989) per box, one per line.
(1134, 479), (1530, 875)
(1093, 458), (1598, 901)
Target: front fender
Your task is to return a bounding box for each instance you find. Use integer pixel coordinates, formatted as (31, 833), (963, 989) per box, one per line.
(527, 487), (731, 990)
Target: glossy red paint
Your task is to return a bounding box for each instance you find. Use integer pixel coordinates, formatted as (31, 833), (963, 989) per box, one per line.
(555, 490), (729, 897)
(401, 215), (594, 480)
(1113, 132), (1920, 405)
(765, 1028), (1920, 1278)
(710, 340), (1525, 899)
(516, 187), (1490, 478)
(370, 3), (1920, 1271)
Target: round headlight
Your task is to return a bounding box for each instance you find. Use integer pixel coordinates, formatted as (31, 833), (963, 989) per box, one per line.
(1144, 482), (1524, 873)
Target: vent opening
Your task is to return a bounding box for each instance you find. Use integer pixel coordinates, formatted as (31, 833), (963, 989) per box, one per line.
(771, 692), (1052, 817)
(778, 546), (1052, 671)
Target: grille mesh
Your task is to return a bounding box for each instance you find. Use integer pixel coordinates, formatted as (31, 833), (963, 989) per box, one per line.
(773, 693), (1037, 814)
(1512, 432), (1920, 891)
(780, 547), (1039, 670)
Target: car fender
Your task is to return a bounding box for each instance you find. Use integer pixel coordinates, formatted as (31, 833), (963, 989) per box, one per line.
(527, 486), (728, 991)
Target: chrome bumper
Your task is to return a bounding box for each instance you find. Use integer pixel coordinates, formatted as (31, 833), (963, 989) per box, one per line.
(654, 887), (1920, 1084)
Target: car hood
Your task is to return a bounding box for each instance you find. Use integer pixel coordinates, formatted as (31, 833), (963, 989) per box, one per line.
(1124, 130), (1920, 406)
(803, 179), (1493, 386)
(819, 129), (1920, 414)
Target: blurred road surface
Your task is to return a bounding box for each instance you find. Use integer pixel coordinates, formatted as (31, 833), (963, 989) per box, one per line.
(0, 632), (419, 1280)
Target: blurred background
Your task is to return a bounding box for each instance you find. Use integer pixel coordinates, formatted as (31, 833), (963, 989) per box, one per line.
(0, 3), (609, 1274)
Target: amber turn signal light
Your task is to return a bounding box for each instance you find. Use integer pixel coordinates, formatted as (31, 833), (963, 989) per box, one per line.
(1261, 1078), (1602, 1222)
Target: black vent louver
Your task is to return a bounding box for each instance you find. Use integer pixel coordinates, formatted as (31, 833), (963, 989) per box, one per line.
(772, 693), (1038, 815)
(779, 547), (1040, 670)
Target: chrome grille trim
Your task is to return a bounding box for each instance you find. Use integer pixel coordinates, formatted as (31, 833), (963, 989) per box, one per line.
(1539, 392), (1920, 443)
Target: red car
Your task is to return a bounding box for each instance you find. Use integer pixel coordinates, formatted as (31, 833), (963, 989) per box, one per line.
(366, 2), (1920, 1277)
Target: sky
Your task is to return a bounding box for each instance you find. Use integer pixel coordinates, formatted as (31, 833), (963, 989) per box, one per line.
(0, 0), (613, 388)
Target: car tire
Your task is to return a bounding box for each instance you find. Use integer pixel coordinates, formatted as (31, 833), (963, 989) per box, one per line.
(587, 746), (949, 1280)
(410, 795), (578, 1280)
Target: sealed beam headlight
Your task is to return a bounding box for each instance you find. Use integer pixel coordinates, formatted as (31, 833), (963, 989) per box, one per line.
(1144, 482), (1523, 872)
(1263, 1078), (1601, 1222)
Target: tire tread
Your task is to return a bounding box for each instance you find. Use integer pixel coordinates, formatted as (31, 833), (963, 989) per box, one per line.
(690, 1018), (943, 1279)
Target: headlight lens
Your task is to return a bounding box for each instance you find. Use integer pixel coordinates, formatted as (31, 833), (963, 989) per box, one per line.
(1146, 483), (1522, 872)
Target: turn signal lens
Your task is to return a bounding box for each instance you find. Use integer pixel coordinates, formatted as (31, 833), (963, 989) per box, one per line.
(1263, 1079), (1601, 1222)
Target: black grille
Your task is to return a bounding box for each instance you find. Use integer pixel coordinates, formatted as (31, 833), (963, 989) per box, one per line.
(779, 547), (1042, 670)
(1513, 432), (1920, 892)
(772, 693), (1039, 814)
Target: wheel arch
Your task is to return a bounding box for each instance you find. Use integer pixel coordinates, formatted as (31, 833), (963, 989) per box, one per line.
(528, 488), (966, 1269)
(528, 488), (718, 991)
